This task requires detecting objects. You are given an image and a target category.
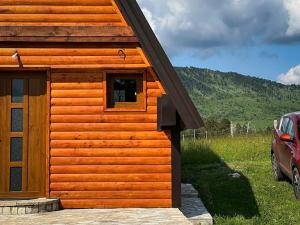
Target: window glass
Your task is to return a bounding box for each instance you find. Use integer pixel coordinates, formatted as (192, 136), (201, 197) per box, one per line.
(11, 109), (23, 132)
(10, 137), (23, 162)
(298, 120), (300, 141)
(113, 79), (137, 103)
(12, 79), (24, 103)
(106, 73), (144, 109)
(281, 117), (290, 133)
(10, 167), (22, 192)
(286, 119), (295, 139)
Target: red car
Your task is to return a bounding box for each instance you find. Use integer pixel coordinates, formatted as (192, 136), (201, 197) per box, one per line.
(272, 112), (300, 198)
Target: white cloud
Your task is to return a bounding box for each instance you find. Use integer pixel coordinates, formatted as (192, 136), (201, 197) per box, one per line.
(278, 65), (300, 85)
(137, 0), (300, 56)
(284, 0), (300, 37)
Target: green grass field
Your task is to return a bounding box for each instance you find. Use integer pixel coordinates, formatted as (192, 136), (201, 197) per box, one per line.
(182, 135), (300, 225)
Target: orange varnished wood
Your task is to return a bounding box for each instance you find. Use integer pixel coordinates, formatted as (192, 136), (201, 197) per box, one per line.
(51, 90), (103, 98)
(50, 114), (157, 123)
(0, 0), (127, 27)
(51, 98), (104, 106)
(60, 199), (172, 208)
(50, 182), (171, 191)
(51, 190), (171, 199)
(50, 131), (169, 140)
(0, 0), (112, 6)
(51, 106), (104, 115)
(0, 0), (172, 209)
(50, 165), (171, 174)
(51, 148), (171, 157)
(50, 140), (171, 148)
(0, 48), (147, 68)
(48, 69), (170, 208)
(50, 174), (171, 182)
(50, 157), (171, 165)
(50, 123), (157, 132)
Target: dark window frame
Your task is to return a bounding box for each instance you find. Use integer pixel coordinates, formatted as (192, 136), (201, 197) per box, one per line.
(104, 71), (147, 112)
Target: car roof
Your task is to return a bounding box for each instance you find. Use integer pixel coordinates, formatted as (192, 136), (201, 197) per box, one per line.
(283, 112), (300, 119)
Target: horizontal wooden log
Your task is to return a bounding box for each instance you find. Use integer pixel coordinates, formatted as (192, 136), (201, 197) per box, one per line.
(0, 0), (112, 6)
(51, 83), (102, 90)
(51, 148), (171, 157)
(50, 140), (171, 148)
(50, 64), (147, 69)
(51, 90), (103, 98)
(60, 199), (172, 208)
(50, 157), (171, 165)
(50, 182), (171, 191)
(0, 26), (134, 37)
(0, 22), (125, 27)
(0, 6), (116, 14)
(50, 131), (169, 140)
(50, 174), (171, 182)
(51, 190), (171, 199)
(147, 97), (157, 106)
(50, 165), (171, 174)
(51, 106), (103, 115)
(50, 114), (157, 123)
(0, 48), (139, 56)
(146, 82), (159, 89)
(147, 89), (162, 97)
(0, 36), (139, 43)
(50, 123), (157, 132)
(0, 56), (144, 65)
(51, 98), (103, 106)
(51, 73), (103, 82)
(0, 14), (121, 23)
(147, 106), (157, 114)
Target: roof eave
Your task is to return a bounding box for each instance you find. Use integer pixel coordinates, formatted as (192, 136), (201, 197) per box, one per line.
(115, 0), (204, 129)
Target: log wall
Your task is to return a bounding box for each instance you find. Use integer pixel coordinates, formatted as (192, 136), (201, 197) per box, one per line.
(0, 0), (127, 26)
(49, 71), (172, 208)
(0, 48), (147, 68)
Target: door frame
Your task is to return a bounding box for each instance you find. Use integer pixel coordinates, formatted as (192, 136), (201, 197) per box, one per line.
(0, 67), (50, 198)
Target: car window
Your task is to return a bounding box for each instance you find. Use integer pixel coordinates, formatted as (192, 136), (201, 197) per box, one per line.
(286, 119), (295, 139)
(298, 121), (300, 141)
(281, 117), (290, 133)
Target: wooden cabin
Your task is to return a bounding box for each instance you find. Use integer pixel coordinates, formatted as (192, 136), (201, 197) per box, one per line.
(0, 0), (203, 208)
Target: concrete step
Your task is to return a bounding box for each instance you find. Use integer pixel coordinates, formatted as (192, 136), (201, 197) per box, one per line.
(181, 184), (213, 225)
(0, 198), (60, 215)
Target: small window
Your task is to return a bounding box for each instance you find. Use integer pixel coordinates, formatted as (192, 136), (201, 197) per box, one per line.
(105, 73), (146, 111)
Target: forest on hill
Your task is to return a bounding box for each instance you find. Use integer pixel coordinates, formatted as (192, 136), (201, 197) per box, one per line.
(176, 67), (300, 131)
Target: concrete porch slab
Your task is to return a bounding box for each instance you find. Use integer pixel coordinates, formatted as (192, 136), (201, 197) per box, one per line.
(0, 208), (192, 225)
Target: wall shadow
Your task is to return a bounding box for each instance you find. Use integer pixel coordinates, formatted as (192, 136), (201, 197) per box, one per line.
(182, 143), (260, 219)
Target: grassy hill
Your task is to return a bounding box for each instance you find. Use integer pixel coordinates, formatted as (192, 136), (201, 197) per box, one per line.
(176, 67), (300, 130)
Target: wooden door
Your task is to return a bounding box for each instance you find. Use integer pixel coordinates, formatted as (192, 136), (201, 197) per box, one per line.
(0, 71), (46, 198)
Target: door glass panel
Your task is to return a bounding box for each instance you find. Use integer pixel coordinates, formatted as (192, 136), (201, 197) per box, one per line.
(11, 109), (23, 132)
(12, 79), (24, 103)
(10, 137), (23, 162)
(10, 167), (22, 192)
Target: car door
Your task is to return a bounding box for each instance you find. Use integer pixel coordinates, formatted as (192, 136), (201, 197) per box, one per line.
(277, 117), (292, 173)
(279, 118), (296, 176)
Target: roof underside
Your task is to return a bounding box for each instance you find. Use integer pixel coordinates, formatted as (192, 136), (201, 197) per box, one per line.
(115, 0), (203, 129)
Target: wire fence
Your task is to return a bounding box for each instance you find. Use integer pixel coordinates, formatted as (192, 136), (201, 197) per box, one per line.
(181, 121), (267, 142)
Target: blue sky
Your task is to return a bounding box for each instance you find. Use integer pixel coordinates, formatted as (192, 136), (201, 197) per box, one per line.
(137, 0), (300, 84)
